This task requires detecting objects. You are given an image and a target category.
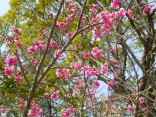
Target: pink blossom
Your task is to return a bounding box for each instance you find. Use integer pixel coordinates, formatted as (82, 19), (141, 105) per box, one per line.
(81, 65), (90, 71)
(64, 73), (72, 79)
(14, 76), (22, 82)
(90, 4), (99, 15)
(15, 40), (23, 46)
(110, 47), (115, 52)
(113, 8), (126, 19)
(61, 107), (76, 117)
(111, 0), (121, 9)
(50, 90), (59, 100)
(90, 15), (100, 24)
(4, 67), (14, 76)
(6, 55), (17, 66)
(126, 9), (136, 19)
(28, 102), (43, 117)
(128, 105), (135, 111)
(143, 4), (154, 13)
(56, 69), (64, 77)
(66, 32), (73, 39)
(101, 63), (108, 74)
(31, 58), (38, 66)
(93, 80), (100, 88)
(100, 11), (114, 35)
(139, 97), (145, 104)
(56, 21), (66, 29)
(56, 68), (72, 79)
(5, 36), (13, 42)
(85, 68), (100, 77)
(81, 15), (87, 23)
(92, 27), (101, 38)
(12, 27), (20, 34)
(66, 1), (76, 9)
(82, 51), (91, 59)
(112, 60), (119, 65)
(73, 77), (85, 91)
(55, 49), (62, 58)
(70, 61), (82, 70)
(108, 80), (115, 91)
(91, 47), (103, 58)
(28, 108), (43, 117)
(36, 40), (45, 50)
(28, 46), (38, 53)
(49, 39), (58, 49)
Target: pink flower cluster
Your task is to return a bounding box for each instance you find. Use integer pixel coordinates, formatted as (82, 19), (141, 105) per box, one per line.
(55, 49), (62, 58)
(31, 57), (38, 66)
(28, 101), (43, 117)
(6, 28), (23, 46)
(111, 0), (121, 9)
(28, 46), (38, 53)
(93, 80), (100, 88)
(82, 51), (91, 59)
(14, 76), (22, 82)
(91, 47), (103, 58)
(139, 97), (145, 104)
(126, 9), (137, 19)
(49, 39), (58, 49)
(108, 76), (118, 91)
(143, 4), (154, 13)
(92, 27), (101, 38)
(81, 65), (100, 77)
(66, 32), (73, 39)
(112, 60), (119, 65)
(112, 8), (126, 19)
(100, 11), (114, 35)
(128, 105), (135, 111)
(101, 63), (108, 74)
(65, 0), (76, 9)
(90, 4), (99, 15)
(61, 107), (76, 117)
(56, 68), (72, 79)
(90, 15), (100, 24)
(57, 21), (66, 29)
(4, 67), (14, 76)
(13, 27), (20, 35)
(30, 40), (45, 52)
(70, 61), (82, 70)
(50, 90), (59, 100)
(5, 55), (17, 67)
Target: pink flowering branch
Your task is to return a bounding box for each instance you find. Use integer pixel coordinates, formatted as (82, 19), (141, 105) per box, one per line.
(37, 0), (88, 83)
(22, 0), (65, 116)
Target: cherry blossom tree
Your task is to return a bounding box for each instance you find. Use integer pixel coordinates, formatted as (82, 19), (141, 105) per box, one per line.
(0, 0), (156, 117)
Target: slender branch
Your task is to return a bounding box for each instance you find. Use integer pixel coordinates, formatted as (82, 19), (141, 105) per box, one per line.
(16, 52), (31, 89)
(121, 39), (150, 77)
(22, 1), (64, 117)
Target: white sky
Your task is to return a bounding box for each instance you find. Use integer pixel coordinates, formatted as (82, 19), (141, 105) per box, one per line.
(0, 0), (10, 16)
